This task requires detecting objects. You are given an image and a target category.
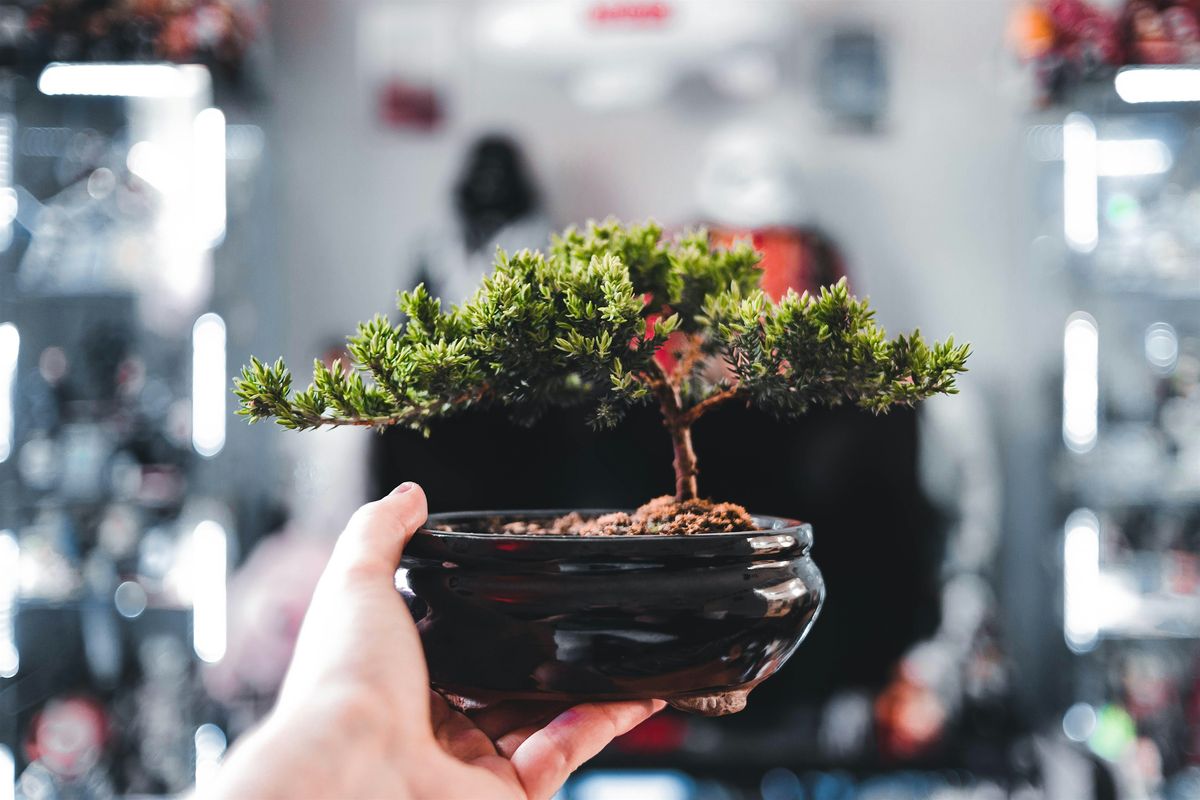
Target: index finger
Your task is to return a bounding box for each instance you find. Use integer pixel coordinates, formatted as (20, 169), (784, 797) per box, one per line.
(510, 700), (665, 800)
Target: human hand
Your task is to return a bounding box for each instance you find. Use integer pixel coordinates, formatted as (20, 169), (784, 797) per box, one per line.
(207, 482), (664, 800)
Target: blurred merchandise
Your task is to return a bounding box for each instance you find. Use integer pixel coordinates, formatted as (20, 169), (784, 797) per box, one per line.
(815, 28), (889, 132)
(1, 0), (261, 81)
(875, 668), (949, 761)
(0, 60), (247, 797)
(1012, 0), (1200, 104)
(18, 695), (114, 800)
(1026, 64), (1200, 797)
(377, 79), (442, 132)
(357, 4), (451, 132)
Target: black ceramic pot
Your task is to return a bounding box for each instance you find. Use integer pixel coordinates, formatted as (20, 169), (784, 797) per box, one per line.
(399, 510), (825, 716)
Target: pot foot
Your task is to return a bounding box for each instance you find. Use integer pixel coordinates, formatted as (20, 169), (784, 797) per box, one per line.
(668, 688), (751, 716)
(437, 689), (491, 713)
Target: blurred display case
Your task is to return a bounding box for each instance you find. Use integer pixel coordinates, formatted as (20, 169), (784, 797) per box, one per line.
(0, 64), (238, 798)
(1039, 67), (1200, 798)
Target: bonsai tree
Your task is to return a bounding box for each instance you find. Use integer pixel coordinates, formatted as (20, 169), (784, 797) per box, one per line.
(235, 219), (969, 506)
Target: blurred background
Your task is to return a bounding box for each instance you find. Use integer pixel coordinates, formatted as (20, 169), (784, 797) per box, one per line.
(0, 0), (1199, 798)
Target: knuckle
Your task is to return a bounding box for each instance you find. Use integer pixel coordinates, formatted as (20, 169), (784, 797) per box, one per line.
(346, 500), (385, 530)
(349, 493), (427, 536)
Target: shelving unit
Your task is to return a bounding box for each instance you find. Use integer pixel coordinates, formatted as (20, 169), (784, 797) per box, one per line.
(0, 65), (233, 797)
(1046, 67), (1200, 795)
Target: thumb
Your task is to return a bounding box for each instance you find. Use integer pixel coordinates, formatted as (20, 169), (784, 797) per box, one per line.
(273, 482), (429, 717)
(327, 482), (429, 578)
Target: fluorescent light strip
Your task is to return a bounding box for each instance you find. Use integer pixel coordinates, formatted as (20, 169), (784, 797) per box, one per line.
(193, 108), (226, 248)
(194, 723), (227, 791)
(191, 313), (226, 458)
(572, 772), (693, 800)
(1063, 313), (1099, 453)
(0, 745), (12, 800)
(0, 531), (17, 679)
(37, 63), (209, 98)
(0, 323), (17, 464)
(0, 114), (11, 188)
(1096, 139), (1172, 176)
(1064, 509), (1100, 653)
(191, 520), (227, 663)
(1115, 67), (1200, 104)
(1063, 113), (1098, 252)
(127, 140), (173, 192)
(0, 114), (13, 246)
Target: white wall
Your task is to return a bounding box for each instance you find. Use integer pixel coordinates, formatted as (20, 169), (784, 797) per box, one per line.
(269, 0), (1057, 382)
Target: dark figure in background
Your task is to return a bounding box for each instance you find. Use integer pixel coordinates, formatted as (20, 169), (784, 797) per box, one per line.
(455, 135), (540, 253)
(412, 134), (552, 305)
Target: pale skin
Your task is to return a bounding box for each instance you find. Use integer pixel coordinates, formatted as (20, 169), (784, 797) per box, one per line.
(206, 482), (665, 800)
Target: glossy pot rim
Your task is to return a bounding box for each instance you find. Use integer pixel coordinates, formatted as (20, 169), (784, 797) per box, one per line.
(412, 509), (813, 559)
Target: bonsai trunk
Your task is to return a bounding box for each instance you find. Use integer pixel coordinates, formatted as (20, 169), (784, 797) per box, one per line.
(650, 361), (700, 502)
(668, 419), (699, 502)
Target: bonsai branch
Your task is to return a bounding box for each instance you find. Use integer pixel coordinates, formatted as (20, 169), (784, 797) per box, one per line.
(680, 385), (745, 425)
(235, 220), (971, 506)
(672, 333), (706, 384)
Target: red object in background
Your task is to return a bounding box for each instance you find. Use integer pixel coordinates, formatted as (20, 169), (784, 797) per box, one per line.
(23, 0), (260, 68)
(710, 226), (846, 303)
(875, 674), (947, 761)
(1046, 0), (1123, 65)
(1163, 4), (1200, 61)
(1125, 0), (1182, 63)
(1014, 0), (1200, 82)
(588, 2), (672, 25)
(1167, 550), (1200, 595)
(1121, 0), (1200, 64)
(379, 79), (443, 131)
(654, 226), (847, 374)
(612, 712), (689, 754)
(1010, 4), (1059, 60)
(25, 696), (110, 779)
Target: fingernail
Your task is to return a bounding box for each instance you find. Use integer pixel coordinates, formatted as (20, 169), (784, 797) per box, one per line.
(391, 481), (416, 496)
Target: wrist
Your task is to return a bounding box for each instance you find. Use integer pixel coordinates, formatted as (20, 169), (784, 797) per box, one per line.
(207, 691), (411, 800)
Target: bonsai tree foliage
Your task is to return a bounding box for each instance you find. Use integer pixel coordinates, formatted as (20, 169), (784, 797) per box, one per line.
(235, 220), (970, 503)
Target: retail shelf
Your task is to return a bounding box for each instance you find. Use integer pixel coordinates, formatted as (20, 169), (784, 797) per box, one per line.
(1090, 565), (1200, 641)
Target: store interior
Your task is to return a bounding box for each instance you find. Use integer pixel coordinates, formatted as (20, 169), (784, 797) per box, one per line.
(2, 0), (1200, 798)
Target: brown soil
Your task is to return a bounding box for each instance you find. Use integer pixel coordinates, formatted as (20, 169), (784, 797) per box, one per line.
(489, 496), (759, 536)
